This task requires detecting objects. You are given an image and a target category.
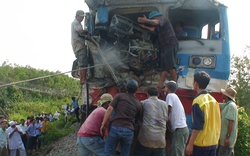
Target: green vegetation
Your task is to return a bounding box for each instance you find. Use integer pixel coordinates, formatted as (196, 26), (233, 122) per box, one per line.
(230, 46), (250, 155)
(0, 61), (80, 118)
(41, 115), (76, 145)
(230, 47), (250, 115)
(235, 107), (250, 156)
(0, 62), (81, 144)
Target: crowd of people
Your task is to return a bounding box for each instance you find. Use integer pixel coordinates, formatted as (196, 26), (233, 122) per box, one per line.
(0, 114), (51, 156)
(76, 71), (238, 156)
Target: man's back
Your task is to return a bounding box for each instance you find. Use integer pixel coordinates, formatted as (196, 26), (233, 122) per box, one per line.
(156, 17), (178, 48)
(78, 107), (107, 137)
(71, 99), (79, 109)
(166, 93), (187, 131)
(110, 93), (142, 131)
(138, 96), (168, 148)
(192, 92), (221, 147)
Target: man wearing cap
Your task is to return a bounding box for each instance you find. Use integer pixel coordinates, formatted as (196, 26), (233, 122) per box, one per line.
(137, 11), (178, 89)
(0, 119), (8, 156)
(6, 121), (26, 156)
(77, 93), (113, 156)
(71, 10), (90, 85)
(218, 87), (238, 156)
(100, 79), (143, 156)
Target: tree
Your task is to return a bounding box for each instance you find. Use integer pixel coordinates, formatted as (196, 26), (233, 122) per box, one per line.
(230, 45), (250, 114)
(230, 46), (250, 155)
(0, 62), (80, 116)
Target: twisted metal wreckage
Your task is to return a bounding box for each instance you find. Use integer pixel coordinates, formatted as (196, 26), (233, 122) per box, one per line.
(72, 14), (164, 90)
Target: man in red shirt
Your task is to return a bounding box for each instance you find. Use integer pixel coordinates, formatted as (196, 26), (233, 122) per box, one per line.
(77, 93), (113, 156)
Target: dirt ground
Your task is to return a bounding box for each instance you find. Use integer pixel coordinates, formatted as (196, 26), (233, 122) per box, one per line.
(34, 123), (81, 156)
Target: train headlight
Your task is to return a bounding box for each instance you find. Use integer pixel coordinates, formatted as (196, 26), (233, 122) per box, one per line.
(189, 55), (216, 68)
(203, 58), (212, 66)
(192, 57), (201, 65)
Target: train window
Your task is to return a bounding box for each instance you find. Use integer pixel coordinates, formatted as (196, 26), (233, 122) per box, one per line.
(201, 22), (220, 40)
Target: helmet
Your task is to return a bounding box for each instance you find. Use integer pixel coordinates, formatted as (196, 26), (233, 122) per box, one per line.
(97, 93), (113, 106)
(148, 11), (162, 19)
(126, 79), (138, 93)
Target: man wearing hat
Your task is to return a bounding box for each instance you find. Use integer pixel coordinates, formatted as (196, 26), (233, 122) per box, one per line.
(137, 11), (178, 89)
(6, 121), (26, 156)
(0, 119), (8, 156)
(77, 93), (113, 156)
(71, 10), (90, 85)
(218, 87), (238, 156)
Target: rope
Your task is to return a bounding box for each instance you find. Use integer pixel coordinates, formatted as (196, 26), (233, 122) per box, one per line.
(0, 59), (124, 88)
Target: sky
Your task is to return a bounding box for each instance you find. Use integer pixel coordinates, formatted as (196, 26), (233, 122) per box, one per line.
(0, 0), (249, 73)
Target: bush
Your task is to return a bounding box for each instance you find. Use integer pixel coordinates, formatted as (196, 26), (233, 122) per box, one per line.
(42, 116), (74, 145)
(235, 107), (250, 155)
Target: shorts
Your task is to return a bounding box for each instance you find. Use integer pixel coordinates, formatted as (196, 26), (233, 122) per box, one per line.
(218, 145), (233, 156)
(160, 44), (178, 71)
(75, 47), (88, 67)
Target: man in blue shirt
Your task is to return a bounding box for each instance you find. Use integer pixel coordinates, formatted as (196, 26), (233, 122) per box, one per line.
(26, 119), (37, 156)
(34, 117), (43, 150)
(71, 97), (80, 123)
(175, 22), (188, 37)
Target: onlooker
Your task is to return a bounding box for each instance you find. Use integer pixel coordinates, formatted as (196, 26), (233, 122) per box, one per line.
(100, 79), (143, 156)
(40, 112), (45, 118)
(175, 21), (188, 37)
(138, 11), (178, 88)
(34, 117), (42, 150)
(6, 121), (26, 156)
(132, 86), (168, 156)
(53, 111), (60, 121)
(165, 81), (189, 156)
(77, 93), (113, 156)
(41, 117), (49, 135)
(0, 116), (4, 123)
(25, 117), (30, 127)
(218, 87), (238, 156)
(18, 119), (27, 150)
(48, 113), (53, 122)
(71, 10), (90, 85)
(71, 97), (81, 123)
(185, 71), (221, 156)
(64, 104), (71, 122)
(26, 119), (37, 156)
(0, 119), (8, 156)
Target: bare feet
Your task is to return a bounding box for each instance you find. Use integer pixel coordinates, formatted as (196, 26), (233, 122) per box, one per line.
(157, 80), (164, 89)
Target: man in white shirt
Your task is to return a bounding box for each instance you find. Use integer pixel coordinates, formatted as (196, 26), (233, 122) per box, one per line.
(71, 10), (90, 85)
(17, 119), (27, 150)
(165, 81), (189, 156)
(6, 121), (26, 156)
